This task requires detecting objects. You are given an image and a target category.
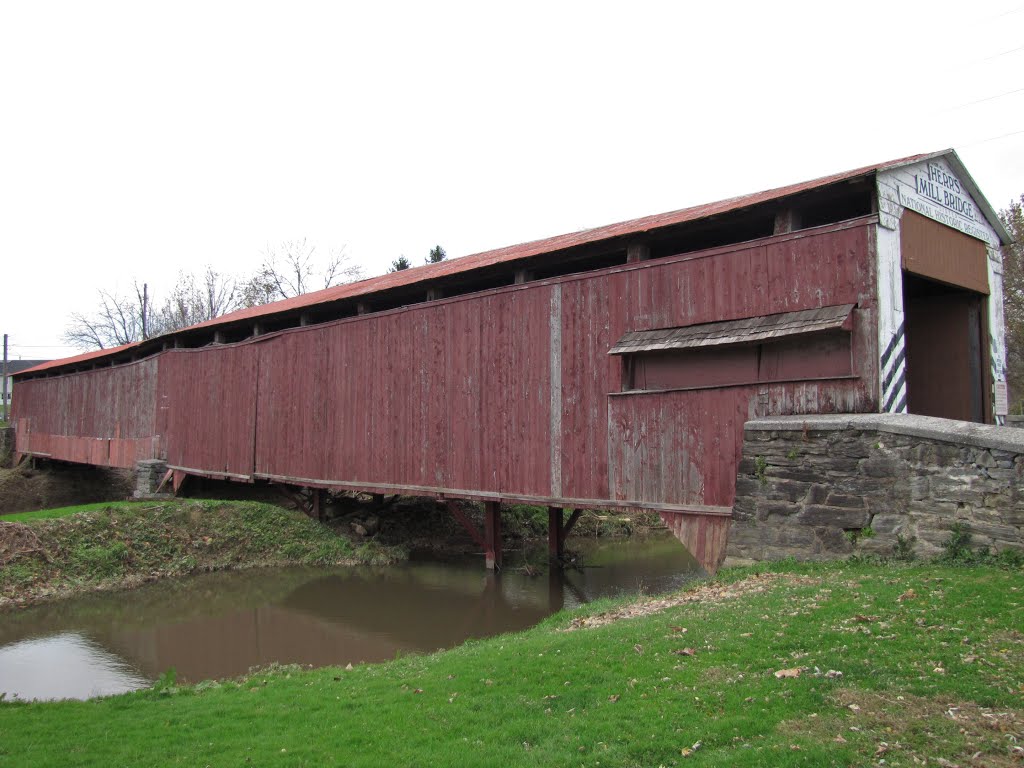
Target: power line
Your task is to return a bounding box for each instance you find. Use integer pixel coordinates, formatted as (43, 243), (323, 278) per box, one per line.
(948, 87), (1024, 111)
(980, 44), (1024, 61)
(956, 127), (1024, 149)
(8, 344), (78, 349)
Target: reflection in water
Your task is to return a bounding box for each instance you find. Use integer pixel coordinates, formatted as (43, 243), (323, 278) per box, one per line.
(0, 633), (148, 701)
(0, 535), (700, 701)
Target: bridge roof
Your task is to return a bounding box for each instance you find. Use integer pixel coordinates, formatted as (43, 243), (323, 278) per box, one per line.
(21, 148), (1006, 378)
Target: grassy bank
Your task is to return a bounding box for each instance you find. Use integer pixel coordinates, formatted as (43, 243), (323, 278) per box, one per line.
(0, 499), (401, 610)
(1, 559), (1021, 767)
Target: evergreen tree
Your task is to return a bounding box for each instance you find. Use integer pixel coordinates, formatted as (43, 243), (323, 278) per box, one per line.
(389, 256), (412, 272)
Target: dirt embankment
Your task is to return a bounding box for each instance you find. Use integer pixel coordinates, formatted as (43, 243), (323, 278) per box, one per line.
(0, 463), (135, 517)
(0, 500), (395, 611)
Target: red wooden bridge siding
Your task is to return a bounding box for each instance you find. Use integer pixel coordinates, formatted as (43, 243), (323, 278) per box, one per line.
(14, 358), (160, 467)
(13, 219), (880, 571)
(160, 345), (259, 478)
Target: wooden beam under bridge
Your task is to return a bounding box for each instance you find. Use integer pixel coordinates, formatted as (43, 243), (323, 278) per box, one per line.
(446, 500), (503, 571)
(547, 507), (581, 562)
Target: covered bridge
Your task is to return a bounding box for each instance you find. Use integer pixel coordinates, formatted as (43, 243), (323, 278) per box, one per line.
(12, 149), (1011, 571)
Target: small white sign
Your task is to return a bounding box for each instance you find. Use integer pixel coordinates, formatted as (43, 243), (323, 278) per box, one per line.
(994, 380), (1009, 417)
(897, 162), (997, 245)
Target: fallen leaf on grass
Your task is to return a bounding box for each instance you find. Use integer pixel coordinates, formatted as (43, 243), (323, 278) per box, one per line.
(774, 667), (802, 679)
(634, 644), (644, 655)
(608, 694), (620, 702)
(680, 741), (702, 757)
(673, 648), (697, 657)
(897, 589), (917, 602)
(669, 626), (687, 633)
(853, 614), (879, 622)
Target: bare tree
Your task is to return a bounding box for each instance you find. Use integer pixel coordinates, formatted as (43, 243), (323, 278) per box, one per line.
(65, 242), (365, 351)
(238, 239), (363, 307)
(64, 269), (239, 350)
(63, 282), (149, 349)
(153, 267), (238, 334)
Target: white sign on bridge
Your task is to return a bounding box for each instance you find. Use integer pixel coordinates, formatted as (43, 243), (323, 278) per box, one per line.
(897, 162), (997, 245)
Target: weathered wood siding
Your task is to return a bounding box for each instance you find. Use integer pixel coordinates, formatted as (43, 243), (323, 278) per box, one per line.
(12, 358), (160, 467)
(160, 345), (260, 478)
(12, 218), (878, 511)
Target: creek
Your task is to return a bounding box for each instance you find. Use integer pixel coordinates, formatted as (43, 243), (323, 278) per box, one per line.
(0, 535), (701, 701)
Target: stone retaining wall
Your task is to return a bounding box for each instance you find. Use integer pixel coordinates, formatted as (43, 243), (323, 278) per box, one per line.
(727, 414), (1024, 565)
(134, 459), (169, 498)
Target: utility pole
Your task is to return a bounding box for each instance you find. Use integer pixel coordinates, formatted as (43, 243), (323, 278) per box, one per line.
(2, 334), (8, 423)
(142, 283), (149, 340)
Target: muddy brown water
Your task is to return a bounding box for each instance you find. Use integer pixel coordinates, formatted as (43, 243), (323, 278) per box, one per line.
(0, 536), (701, 701)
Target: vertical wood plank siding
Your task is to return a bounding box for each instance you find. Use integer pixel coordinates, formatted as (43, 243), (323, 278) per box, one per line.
(161, 346), (260, 477)
(13, 358), (160, 467)
(12, 220), (878, 511)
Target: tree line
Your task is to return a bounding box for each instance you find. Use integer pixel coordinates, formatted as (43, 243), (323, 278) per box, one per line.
(1000, 195), (1023, 408)
(65, 241), (448, 350)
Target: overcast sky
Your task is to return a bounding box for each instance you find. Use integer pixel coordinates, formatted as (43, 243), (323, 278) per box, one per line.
(2, 0), (1022, 361)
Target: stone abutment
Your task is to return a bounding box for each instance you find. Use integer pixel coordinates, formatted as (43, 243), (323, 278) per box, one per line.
(727, 414), (1024, 565)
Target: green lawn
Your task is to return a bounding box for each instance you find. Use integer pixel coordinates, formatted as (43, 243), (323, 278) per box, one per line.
(1, 559), (1020, 767)
(2, 500), (147, 522)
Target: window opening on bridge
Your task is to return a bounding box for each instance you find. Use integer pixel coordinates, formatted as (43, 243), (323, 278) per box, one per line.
(611, 304), (855, 392)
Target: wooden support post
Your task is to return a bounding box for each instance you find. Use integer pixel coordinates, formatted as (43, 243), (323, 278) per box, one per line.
(773, 208), (800, 235)
(172, 469), (188, 495)
(213, 330), (227, 344)
(253, 322), (264, 337)
(484, 501), (502, 570)
(514, 269), (533, 285)
(447, 500), (487, 551)
(155, 469), (174, 495)
(563, 508), (582, 537)
(426, 287), (443, 301)
(356, 302), (369, 316)
(299, 312), (312, 327)
(311, 488), (325, 521)
(626, 243), (650, 263)
(548, 507), (580, 562)
(548, 506), (564, 560)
